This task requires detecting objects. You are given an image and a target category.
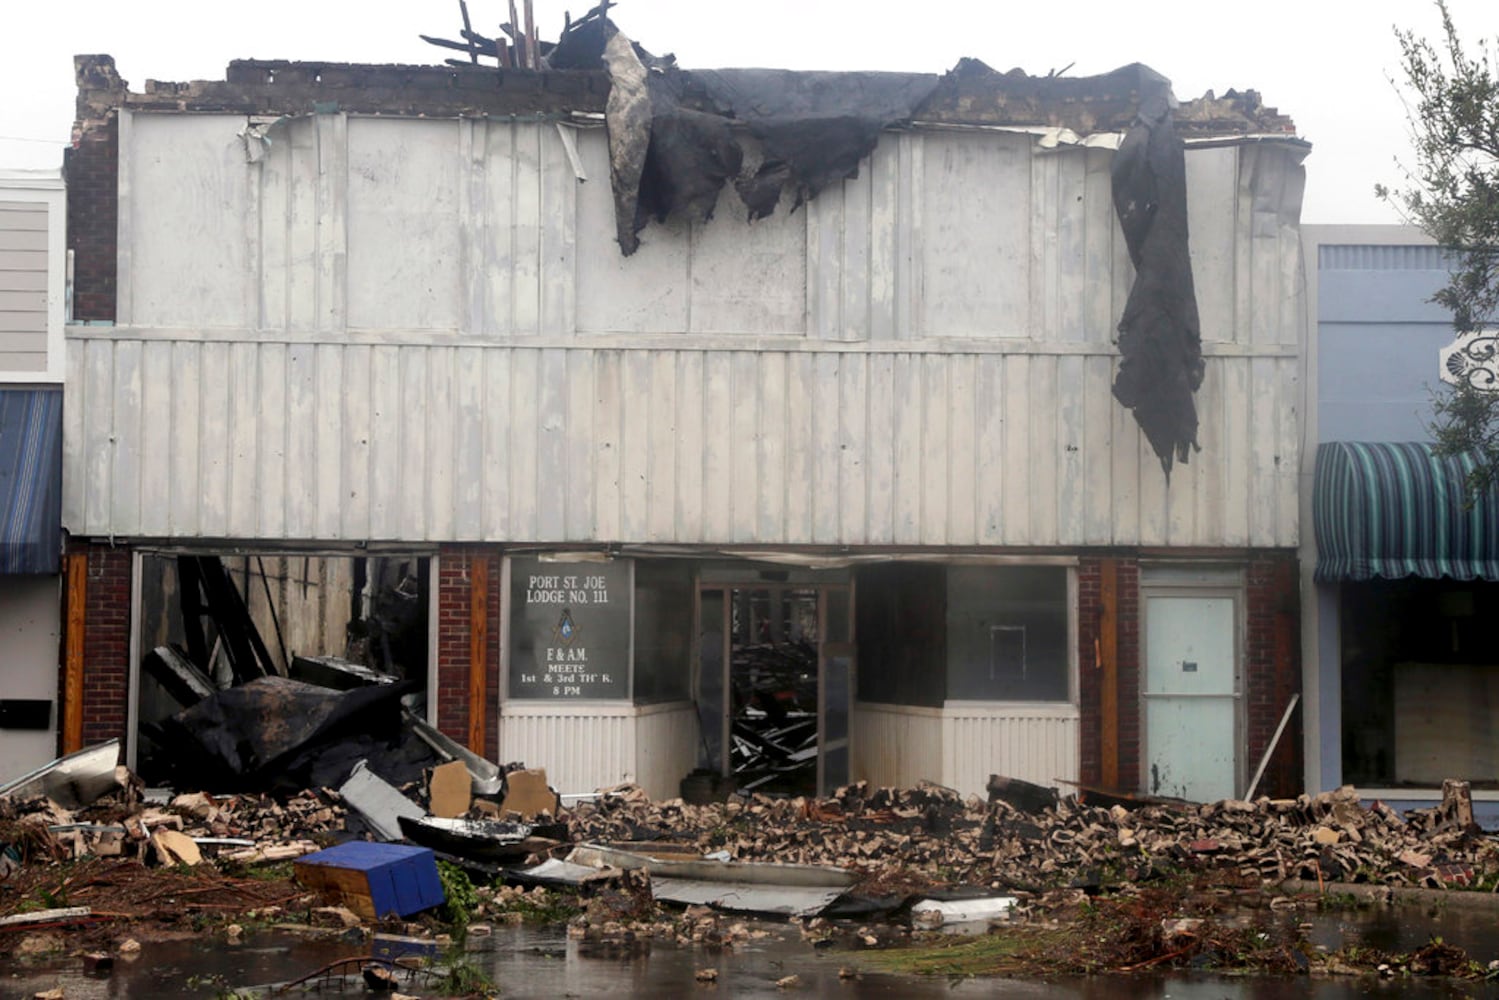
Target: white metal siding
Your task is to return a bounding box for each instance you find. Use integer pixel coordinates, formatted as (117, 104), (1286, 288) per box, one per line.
(941, 703), (1081, 797)
(71, 114), (1305, 547)
(499, 702), (636, 794)
(65, 341), (1299, 547)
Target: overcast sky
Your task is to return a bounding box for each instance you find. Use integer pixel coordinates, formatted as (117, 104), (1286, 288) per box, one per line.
(4, 0), (1497, 223)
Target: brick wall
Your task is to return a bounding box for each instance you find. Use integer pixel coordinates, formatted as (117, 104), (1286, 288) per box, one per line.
(1078, 553), (1300, 797)
(1077, 556), (1140, 787)
(435, 546), (502, 761)
(63, 115), (117, 323)
(64, 540), (131, 746)
(1245, 553), (1301, 798)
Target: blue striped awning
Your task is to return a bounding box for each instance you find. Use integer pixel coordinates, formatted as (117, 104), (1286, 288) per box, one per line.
(1313, 441), (1499, 582)
(0, 389), (62, 575)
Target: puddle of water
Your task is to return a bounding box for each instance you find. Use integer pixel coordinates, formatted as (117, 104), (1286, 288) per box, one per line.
(5, 905), (1499, 999)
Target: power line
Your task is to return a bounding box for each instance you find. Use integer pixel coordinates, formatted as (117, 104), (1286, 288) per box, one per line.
(0, 135), (68, 145)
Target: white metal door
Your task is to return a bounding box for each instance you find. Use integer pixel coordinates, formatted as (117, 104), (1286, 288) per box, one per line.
(1143, 594), (1238, 801)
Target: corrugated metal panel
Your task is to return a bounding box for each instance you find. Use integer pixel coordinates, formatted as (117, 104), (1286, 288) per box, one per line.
(498, 703), (634, 794)
(65, 340), (1300, 547)
(851, 703), (943, 788)
(942, 705), (1079, 797)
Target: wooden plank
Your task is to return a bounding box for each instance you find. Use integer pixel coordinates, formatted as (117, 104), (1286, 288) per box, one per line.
(507, 348), (540, 538)
(315, 343), (345, 539)
(730, 351), (759, 542)
(109, 340), (143, 536)
(284, 343), (317, 538)
(512, 123), (542, 335)
(226, 342), (258, 537)
(424, 346), (458, 542)
(590, 349), (621, 541)
(674, 351), (704, 541)
(1000, 355), (1030, 544)
(63, 550), (86, 754)
(340, 344), (373, 540)
(366, 345), (400, 540)
(756, 352), (787, 541)
(534, 348), (568, 540)
(782, 352), (813, 542)
(839, 353), (868, 542)
(1099, 558), (1118, 788)
(810, 353), (840, 543)
(315, 112), (348, 334)
(842, 167), (872, 342)
(256, 343), (288, 538)
(563, 350), (595, 541)
(864, 353), (895, 543)
(397, 347), (428, 540)
(539, 124), (576, 336)
(646, 351), (677, 541)
(945, 354), (975, 544)
(867, 140), (898, 342)
(137, 341), (173, 537)
(619, 350), (651, 540)
(1055, 353), (1085, 544)
(1027, 355), (1059, 544)
(481, 348), (513, 539)
(1081, 355), (1114, 544)
(468, 555), (489, 755)
(891, 353), (922, 544)
(974, 354), (1005, 544)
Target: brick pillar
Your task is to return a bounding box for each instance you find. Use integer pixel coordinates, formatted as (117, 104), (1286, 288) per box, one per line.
(1077, 556), (1141, 789)
(1246, 553), (1301, 798)
(436, 546), (502, 762)
(1077, 558), (1102, 784)
(62, 540), (131, 748)
(64, 114), (118, 323)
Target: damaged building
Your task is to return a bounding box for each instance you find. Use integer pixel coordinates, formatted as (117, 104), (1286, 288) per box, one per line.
(59, 11), (1307, 803)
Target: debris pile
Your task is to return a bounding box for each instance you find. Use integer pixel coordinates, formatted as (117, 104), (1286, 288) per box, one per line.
(567, 781), (1499, 897)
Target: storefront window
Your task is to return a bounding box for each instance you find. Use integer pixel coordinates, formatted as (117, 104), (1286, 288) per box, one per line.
(946, 565), (1069, 701)
(1341, 578), (1499, 788)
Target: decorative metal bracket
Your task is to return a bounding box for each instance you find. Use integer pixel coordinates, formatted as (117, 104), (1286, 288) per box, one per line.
(1439, 329), (1499, 391)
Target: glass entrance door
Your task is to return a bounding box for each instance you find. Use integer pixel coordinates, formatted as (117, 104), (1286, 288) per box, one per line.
(695, 580), (855, 797)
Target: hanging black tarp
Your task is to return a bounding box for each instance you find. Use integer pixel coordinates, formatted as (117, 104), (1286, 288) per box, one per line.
(1109, 68), (1204, 478)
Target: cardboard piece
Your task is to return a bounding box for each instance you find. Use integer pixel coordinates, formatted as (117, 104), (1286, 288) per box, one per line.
(501, 768), (559, 820)
(428, 760), (472, 818)
(151, 828), (202, 866)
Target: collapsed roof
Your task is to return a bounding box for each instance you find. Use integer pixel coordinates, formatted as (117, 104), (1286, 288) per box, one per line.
(72, 8), (1301, 478)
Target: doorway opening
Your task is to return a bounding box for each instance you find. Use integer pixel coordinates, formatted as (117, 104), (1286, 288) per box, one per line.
(696, 581), (853, 797)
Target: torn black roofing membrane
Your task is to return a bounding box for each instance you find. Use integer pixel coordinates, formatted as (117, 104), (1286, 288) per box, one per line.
(427, 6), (1230, 477)
(72, 6), (1299, 481)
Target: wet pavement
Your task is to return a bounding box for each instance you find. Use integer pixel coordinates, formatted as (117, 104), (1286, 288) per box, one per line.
(6, 907), (1499, 999)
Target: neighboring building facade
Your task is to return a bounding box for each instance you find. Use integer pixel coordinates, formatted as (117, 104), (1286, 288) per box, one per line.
(62, 50), (1306, 801)
(1302, 224), (1499, 824)
(0, 168), (66, 781)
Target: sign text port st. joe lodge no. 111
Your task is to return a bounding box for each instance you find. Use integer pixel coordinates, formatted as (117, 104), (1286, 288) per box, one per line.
(509, 556), (631, 699)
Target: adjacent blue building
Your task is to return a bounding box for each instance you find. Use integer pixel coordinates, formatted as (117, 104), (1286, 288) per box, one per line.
(1303, 224), (1499, 825)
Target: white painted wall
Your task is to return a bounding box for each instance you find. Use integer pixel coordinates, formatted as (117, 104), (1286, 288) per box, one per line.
(0, 576), (60, 783)
(69, 114), (1306, 548)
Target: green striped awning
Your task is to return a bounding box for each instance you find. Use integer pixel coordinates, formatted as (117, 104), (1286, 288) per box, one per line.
(1313, 441), (1499, 582)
